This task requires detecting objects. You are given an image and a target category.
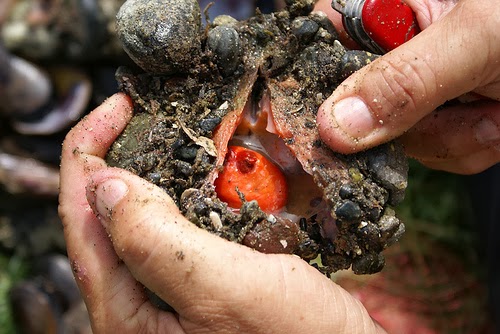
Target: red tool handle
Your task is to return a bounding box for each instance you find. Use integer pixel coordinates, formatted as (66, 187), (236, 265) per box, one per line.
(361, 0), (420, 52)
(333, 0), (421, 53)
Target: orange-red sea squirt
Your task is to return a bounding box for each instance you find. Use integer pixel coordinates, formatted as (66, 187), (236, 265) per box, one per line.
(214, 145), (288, 213)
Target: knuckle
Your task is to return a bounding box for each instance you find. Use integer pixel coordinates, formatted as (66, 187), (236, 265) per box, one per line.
(426, 148), (500, 175)
(372, 54), (435, 116)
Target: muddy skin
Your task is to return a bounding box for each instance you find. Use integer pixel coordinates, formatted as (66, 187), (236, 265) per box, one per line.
(107, 0), (408, 276)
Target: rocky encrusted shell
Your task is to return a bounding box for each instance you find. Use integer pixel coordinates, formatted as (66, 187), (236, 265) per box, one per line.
(108, 0), (408, 275)
(116, 0), (202, 73)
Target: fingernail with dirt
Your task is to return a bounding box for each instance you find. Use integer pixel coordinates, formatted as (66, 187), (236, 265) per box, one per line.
(332, 96), (377, 139)
(87, 178), (128, 226)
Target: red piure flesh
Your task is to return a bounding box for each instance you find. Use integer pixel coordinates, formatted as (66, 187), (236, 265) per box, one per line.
(214, 146), (288, 213)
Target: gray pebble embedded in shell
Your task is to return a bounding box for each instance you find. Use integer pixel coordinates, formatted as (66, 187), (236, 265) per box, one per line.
(116, 0), (202, 73)
(340, 50), (379, 80)
(291, 17), (319, 44)
(366, 144), (408, 205)
(285, 0), (315, 17)
(207, 26), (241, 76)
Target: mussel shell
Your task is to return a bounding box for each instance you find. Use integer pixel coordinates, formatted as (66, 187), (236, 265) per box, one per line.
(8, 255), (90, 334)
(9, 281), (60, 334)
(0, 46), (52, 116)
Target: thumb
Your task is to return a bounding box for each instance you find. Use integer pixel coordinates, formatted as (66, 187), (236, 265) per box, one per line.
(86, 167), (252, 313)
(317, 0), (499, 153)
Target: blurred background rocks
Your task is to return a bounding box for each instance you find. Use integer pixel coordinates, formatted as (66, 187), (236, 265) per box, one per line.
(0, 1), (128, 332)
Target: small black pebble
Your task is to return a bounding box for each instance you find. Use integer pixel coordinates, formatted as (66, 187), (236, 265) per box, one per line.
(335, 200), (362, 222)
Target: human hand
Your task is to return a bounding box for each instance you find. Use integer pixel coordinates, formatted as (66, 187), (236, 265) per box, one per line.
(58, 93), (385, 333)
(315, 0), (500, 174)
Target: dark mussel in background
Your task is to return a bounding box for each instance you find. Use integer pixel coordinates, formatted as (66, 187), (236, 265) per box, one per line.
(9, 254), (91, 334)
